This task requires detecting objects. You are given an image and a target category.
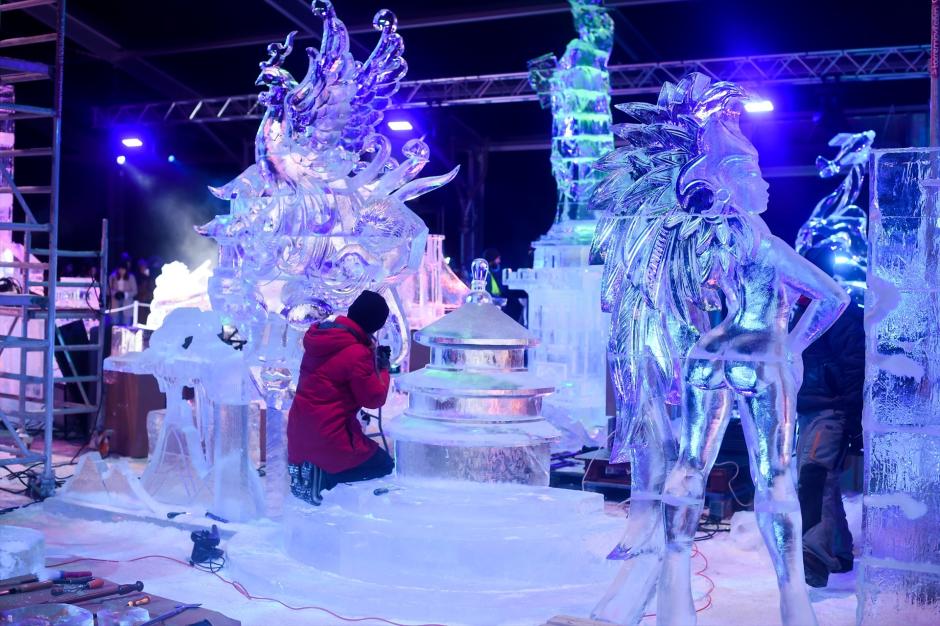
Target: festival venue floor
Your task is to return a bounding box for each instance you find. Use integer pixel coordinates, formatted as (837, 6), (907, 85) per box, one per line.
(0, 447), (859, 626)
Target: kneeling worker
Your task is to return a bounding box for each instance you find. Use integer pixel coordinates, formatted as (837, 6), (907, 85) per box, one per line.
(287, 290), (394, 505)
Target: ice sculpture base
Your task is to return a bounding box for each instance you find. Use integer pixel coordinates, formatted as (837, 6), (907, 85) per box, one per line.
(275, 478), (618, 587)
(0, 526), (44, 579)
(225, 478), (618, 624)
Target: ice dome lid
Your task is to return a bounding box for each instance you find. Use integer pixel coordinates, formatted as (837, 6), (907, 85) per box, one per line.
(414, 300), (538, 348)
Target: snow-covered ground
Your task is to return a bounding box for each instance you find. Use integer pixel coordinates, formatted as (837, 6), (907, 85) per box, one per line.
(0, 500), (859, 625)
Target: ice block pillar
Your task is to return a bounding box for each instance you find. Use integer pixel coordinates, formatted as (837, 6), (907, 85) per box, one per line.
(861, 147), (940, 624)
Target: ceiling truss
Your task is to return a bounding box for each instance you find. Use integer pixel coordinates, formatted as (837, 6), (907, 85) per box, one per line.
(94, 45), (930, 127)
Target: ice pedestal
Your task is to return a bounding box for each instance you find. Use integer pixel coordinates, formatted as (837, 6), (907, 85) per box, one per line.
(0, 525), (44, 579)
(275, 478), (618, 589)
(860, 147), (940, 624)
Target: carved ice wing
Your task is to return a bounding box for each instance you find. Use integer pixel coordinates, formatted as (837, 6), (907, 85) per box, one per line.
(284, 1), (358, 155)
(345, 8), (408, 154)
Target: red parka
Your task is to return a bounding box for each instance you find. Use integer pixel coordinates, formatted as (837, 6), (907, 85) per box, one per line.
(287, 316), (390, 473)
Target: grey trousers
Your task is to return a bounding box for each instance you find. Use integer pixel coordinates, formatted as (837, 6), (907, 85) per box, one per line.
(797, 410), (854, 571)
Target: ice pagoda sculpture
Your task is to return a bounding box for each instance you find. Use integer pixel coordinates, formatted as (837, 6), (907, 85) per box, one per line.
(860, 147), (940, 625)
(505, 0), (614, 449)
(796, 130), (875, 303)
(590, 72), (848, 625)
(390, 259), (559, 485)
(197, 0), (457, 503)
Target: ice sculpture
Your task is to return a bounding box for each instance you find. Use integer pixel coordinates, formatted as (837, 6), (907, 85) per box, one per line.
(0, 525), (43, 580)
(796, 130), (875, 302)
(505, 0), (614, 448)
(198, 1), (457, 501)
(253, 263), (618, 611)
(103, 308), (264, 521)
(590, 72), (848, 625)
(860, 147), (940, 625)
(146, 260), (213, 330)
(528, 0), (614, 228)
(390, 259), (559, 485)
(397, 234), (468, 332)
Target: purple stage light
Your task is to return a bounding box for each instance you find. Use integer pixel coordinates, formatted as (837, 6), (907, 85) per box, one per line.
(121, 137), (144, 148)
(168, 154), (176, 163)
(387, 120), (413, 132)
(116, 155), (126, 165)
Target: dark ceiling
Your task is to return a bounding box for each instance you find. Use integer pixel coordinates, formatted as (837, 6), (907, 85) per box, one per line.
(9, 0), (933, 268)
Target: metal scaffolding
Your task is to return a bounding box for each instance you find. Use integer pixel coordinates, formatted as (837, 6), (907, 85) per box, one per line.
(0, 0), (108, 499)
(94, 45), (929, 126)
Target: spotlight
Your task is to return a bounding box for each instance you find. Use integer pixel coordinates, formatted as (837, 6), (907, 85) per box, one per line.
(387, 120), (413, 132)
(116, 155), (126, 165)
(167, 154), (176, 163)
(121, 137), (143, 148)
(744, 100), (774, 114)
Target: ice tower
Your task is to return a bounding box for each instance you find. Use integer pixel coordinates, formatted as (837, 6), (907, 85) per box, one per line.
(861, 147), (940, 624)
(504, 0), (614, 448)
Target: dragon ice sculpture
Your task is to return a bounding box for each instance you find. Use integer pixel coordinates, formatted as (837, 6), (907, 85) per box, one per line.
(795, 130), (874, 302)
(199, 0), (458, 346)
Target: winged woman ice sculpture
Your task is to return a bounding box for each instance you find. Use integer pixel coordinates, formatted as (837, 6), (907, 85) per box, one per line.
(589, 74), (754, 623)
(591, 72), (848, 625)
(795, 130), (875, 302)
(199, 0), (458, 342)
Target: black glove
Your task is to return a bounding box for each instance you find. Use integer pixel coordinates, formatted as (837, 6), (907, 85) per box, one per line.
(376, 345), (392, 371)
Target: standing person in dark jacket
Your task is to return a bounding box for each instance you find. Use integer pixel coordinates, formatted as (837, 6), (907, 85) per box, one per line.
(796, 249), (865, 587)
(286, 290), (394, 505)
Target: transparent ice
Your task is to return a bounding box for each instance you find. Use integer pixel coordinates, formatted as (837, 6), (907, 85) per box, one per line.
(196, 1), (456, 498)
(103, 308), (264, 520)
(590, 72), (847, 625)
(396, 234), (468, 332)
(0, 525), (43, 580)
(795, 130), (875, 303)
(505, 0), (614, 449)
(264, 262), (620, 614)
(860, 147), (940, 625)
(389, 259), (560, 485)
(528, 0), (614, 225)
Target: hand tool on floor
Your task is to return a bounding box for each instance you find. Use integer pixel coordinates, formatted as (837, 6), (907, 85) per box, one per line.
(0, 574), (38, 588)
(48, 570), (93, 581)
(0, 579), (53, 595)
(52, 578), (103, 595)
(54, 575), (93, 586)
(139, 603), (201, 626)
(52, 580), (144, 605)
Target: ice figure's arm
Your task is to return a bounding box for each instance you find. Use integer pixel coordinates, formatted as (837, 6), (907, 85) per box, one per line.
(773, 238), (849, 354)
(348, 344), (391, 410)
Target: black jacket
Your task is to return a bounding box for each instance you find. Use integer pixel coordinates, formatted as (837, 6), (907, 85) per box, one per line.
(796, 301), (865, 428)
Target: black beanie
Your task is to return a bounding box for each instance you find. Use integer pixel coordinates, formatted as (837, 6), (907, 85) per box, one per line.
(346, 290), (390, 335)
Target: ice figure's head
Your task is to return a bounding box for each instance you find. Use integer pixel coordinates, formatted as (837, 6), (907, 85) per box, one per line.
(679, 83), (769, 217)
(570, 0), (613, 51)
(591, 72), (771, 313)
(255, 31), (297, 96)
